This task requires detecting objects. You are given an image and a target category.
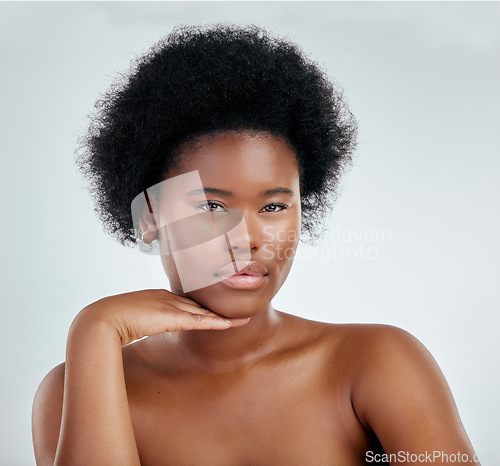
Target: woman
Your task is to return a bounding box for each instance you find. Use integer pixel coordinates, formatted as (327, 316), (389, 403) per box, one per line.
(32, 25), (479, 465)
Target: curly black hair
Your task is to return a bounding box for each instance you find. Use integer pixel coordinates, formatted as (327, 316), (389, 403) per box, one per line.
(76, 24), (357, 246)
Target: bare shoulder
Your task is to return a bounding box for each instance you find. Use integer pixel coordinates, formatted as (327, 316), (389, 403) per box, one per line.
(328, 322), (441, 387)
(286, 317), (418, 357)
(314, 320), (417, 344)
(32, 363), (65, 465)
(334, 322), (424, 358)
(320, 323), (479, 457)
(313, 322), (445, 405)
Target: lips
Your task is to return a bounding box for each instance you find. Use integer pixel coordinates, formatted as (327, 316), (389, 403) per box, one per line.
(216, 260), (268, 279)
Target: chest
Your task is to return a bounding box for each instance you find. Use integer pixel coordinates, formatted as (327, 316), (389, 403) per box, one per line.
(127, 359), (376, 465)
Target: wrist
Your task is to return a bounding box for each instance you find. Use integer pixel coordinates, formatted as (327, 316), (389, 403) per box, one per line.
(68, 304), (123, 346)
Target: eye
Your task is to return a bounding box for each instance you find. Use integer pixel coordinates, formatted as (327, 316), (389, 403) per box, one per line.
(197, 201), (228, 213)
(259, 203), (288, 213)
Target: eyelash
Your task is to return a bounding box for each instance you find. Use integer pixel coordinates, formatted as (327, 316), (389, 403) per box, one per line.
(197, 201), (289, 213)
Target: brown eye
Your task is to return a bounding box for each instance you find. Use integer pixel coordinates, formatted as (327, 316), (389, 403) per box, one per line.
(198, 201), (227, 212)
(260, 203), (288, 213)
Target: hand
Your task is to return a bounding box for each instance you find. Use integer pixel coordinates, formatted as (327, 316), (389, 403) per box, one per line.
(74, 289), (249, 346)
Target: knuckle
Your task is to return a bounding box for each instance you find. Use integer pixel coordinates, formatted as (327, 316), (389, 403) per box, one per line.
(157, 289), (171, 299)
(191, 313), (203, 329)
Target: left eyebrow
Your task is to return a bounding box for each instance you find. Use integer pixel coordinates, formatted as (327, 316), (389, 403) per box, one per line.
(260, 187), (294, 197)
(188, 186), (294, 197)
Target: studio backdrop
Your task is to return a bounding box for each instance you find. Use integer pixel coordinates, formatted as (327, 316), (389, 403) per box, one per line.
(1, 2), (498, 464)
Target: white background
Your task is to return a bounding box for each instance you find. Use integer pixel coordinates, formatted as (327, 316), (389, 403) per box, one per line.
(1, 2), (499, 464)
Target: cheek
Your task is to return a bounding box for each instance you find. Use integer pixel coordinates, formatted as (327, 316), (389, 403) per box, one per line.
(261, 221), (301, 269)
(160, 254), (181, 289)
(160, 234), (241, 294)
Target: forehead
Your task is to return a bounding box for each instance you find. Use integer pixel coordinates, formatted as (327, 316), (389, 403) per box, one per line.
(166, 132), (300, 191)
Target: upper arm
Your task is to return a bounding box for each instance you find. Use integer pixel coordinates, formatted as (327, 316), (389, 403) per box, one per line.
(351, 325), (479, 464)
(32, 363), (65, 466)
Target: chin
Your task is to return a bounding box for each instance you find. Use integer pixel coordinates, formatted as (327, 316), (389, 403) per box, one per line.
(186, 282), (273, 319)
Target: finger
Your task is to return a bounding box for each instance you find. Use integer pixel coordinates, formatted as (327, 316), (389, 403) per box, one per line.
(173, 295), (205, 308)
(172, 310), (233, 331)
(194, 307), (226, 319)
(171, 303), (251, 325)
(225, 318), (251, 328)
(167, 299), (216, 317)
(181, 312), (251, 330)
(181, 306), (246, 324)
(157, 289), (206, 308)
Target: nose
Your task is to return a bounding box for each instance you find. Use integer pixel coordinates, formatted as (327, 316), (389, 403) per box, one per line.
(227, 211), (261, 254)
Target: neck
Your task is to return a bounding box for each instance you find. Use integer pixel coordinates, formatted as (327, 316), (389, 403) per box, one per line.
(176, 302), (283, 374)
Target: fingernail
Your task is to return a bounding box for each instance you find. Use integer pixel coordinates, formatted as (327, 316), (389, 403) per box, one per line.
(230, 318), (251, 324)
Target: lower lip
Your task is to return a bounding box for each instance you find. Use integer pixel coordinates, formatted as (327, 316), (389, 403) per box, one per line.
(218, 274), (267, 290)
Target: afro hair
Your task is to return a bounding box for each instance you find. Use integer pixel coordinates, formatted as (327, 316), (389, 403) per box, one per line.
(76, 24), (357, 246)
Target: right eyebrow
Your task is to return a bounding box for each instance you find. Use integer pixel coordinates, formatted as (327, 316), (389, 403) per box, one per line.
(188, 187), (234, 197)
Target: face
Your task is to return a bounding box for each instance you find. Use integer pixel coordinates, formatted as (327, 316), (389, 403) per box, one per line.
(155, 131), (301, 319)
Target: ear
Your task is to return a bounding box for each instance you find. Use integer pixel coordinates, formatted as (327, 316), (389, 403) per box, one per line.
(137, 191), (158, 244)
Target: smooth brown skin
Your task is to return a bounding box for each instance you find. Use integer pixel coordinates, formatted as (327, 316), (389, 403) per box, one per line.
(32, 132), (479, 465)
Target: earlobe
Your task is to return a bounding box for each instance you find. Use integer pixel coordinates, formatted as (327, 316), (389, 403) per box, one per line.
(139, 213), (158, 244)
(137, 189), (159, 244)
(138, 213), (157, 246)
(131, 188), (162, 254)
(141, 227), (157, 244)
